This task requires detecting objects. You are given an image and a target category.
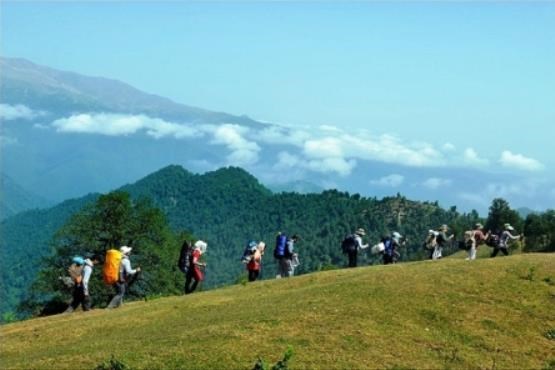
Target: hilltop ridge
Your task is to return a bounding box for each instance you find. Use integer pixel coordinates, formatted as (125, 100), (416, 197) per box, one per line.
(1, 254), (553, 369)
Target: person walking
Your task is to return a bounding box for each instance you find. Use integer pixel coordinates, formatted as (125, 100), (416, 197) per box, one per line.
(185, 240), (207, 294)
(434, 224), (454, 260)
(107, 246), (141, 308)
(276, 234), (299, 278)
(424, 230), (438, 260)
(467, 223), (489, 261)
(246, 241), (265, 282)
(491, 224), (521, 257)
(64, 256), (85, 313)
(383, 232), (403, 265)
(344, 228), (369, 268)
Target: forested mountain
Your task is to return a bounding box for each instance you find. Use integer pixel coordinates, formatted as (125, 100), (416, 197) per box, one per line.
(2, 164), (553, 320)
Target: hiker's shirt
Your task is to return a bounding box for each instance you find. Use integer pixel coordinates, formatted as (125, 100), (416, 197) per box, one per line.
(354, 235), (368, 251)
(473, 230), (487, 246)
(499, 231), (518, 248)
(82, 259), (93, 295)
(120, 256), (137, 283)
(247, 250), (262, 271)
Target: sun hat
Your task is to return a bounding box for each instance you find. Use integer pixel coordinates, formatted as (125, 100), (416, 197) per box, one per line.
(475, 223), (483, 229)
(506, 225), (515, 231)
(72, 256), (85, 265)
(392, 231), (402, 239)
(355, 228), (366, 236)
(120, 246), (132, 255)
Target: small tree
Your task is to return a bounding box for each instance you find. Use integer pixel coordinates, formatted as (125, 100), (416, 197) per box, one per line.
(20, 191), (184, 317)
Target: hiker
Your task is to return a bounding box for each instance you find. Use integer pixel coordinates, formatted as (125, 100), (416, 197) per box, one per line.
(491, 224), (521, 257)
(466, 223), (490, 261)
(342, 228), (369, 268)
(64, 256), (85, 313)
(107, 246), (141, 308)
(275, 234), (300, 278)
(423, 230), (439, 260)
(434, 224), (454, 260)
(383, 231), (403, 265)
(185, 240), (207, 294)
(246, 241), (266, 282)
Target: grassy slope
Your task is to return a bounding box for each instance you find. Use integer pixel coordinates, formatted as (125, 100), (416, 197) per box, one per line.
(1, 254), (554, 370)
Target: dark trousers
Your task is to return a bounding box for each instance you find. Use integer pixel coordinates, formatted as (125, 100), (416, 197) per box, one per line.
(491, 247), (509, 258)
(383, 254), (394, 265)
(67, 284), (91, 312)
(347, 251), (358, 267)
(248, 269), (260, 282)
(185, 272), (199, 294)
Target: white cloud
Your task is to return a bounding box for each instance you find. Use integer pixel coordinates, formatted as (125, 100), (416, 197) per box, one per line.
(211, 124), (260, 166)
(275, 151), (356, 176)
(370, 174), (405, 187)
(442, 142), (456, 152)
(306, 157), (357, 177)
(422, 177), (452, 190)
(52, 113), (201, 139)
(463, 147), (489, 166)
(499, 150), (544, 172)
(0, 135), (18, 146)
(304, 137), (344, 159)
(0, 104), (44, 121)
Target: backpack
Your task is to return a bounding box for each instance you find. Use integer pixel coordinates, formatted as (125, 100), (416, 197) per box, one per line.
(66, 261), (84, 286)
(274, 234), (288, 259)
(461, 230), (475, 250)
(103, 249), (123, 285)
(178, 241), (193, 273)
(424, 234), (437, 250)
(486, 232), (501, 248)
(241, 241), (258, 264)
(383, 237), (394, 256)
(341, 235), (357, 254)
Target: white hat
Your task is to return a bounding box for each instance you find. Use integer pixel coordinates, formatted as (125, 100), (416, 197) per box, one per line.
(120, 246), (132, 255)
(194, 240), (207, 253)
(506, 225), (515, 231)
(392, 231), (402, 239)
(355, 228), (366, 236)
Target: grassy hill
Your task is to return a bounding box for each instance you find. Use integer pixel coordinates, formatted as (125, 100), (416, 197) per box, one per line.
(1, 254), (554, 369)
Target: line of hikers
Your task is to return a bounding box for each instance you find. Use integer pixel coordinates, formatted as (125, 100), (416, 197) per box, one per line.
(62, 223), (522, 313)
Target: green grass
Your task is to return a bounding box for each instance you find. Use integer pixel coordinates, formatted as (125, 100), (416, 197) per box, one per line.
(1, 254), (554, 369)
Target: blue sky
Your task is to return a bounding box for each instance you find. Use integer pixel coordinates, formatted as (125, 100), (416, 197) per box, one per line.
(1, 1), (555, 209)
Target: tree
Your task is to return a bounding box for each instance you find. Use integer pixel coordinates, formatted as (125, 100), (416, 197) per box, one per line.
(20, 191), (185, 317)
(485, 198), (523, 233)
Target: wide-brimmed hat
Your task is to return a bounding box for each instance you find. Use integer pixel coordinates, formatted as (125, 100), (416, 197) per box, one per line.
(120, 246), (132, 255)
(506, 225), (515, 231)
(392, 231), (402, 239)
(475, 223), (483, 229)
(439, 224), (448, 231)
(355, 228), (366, 236)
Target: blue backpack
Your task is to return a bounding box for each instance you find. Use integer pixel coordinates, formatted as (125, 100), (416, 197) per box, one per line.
(241, 241), (258, 264)
(383, 238), (394, 256)
(274, 234), (288, 259)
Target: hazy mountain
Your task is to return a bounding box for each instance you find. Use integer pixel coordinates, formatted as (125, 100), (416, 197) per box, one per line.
(0, 173), (51, 220)
(1, 57), (550, 214)
(0, 57), (260, 126)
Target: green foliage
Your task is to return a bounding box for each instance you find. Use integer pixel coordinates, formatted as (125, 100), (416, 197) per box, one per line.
(252, 347), (294, 370)
(485, 198), (523, 233)
(545, 329), (555, 341)
(19, 191), (188, 317)
(523, 210), (555, 252)
(3, 164), (553, 319)
(94, 355), (130, 370)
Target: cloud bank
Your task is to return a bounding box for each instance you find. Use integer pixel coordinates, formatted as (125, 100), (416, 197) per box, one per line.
(0, 104), (44, 121)
(499, 150), (544, 172)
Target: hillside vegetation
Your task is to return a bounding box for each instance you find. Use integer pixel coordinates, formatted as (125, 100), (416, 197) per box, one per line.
(1, 254), (553, 369)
